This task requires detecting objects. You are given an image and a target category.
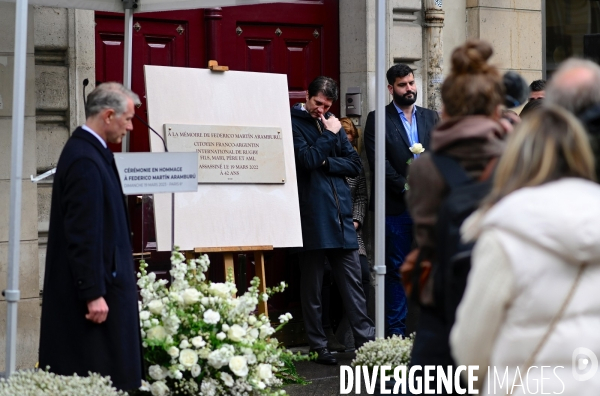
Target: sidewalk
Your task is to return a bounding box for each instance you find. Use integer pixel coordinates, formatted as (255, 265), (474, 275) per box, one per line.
(283, 347), (355, 396)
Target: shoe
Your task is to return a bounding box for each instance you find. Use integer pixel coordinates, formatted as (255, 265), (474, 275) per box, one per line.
(310, 347), (338, 365)
(325, 327), (347, 352)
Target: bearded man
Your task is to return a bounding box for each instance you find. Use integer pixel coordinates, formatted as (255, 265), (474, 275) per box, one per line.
(364, 64), (439, 337)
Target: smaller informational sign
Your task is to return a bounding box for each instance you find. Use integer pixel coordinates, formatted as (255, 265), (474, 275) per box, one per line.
(164, 124), (286, 184)
(114, 152), (198, 195)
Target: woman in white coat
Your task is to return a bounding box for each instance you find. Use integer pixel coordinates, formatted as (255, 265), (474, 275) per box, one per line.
(451, 105), (600, 395)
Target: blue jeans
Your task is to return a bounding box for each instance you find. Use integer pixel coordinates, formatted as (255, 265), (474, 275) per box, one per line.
(385, 212), (412, 336)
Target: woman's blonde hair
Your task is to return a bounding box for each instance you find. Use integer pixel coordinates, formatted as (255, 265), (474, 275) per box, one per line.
(482, 105), (596, 210)
(340, 117), (359, 149)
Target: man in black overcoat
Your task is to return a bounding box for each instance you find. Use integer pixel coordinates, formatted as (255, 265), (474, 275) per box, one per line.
(39, 82), (142, 391)
(291, 76), (375, 365)
(364, 64), (439, 337)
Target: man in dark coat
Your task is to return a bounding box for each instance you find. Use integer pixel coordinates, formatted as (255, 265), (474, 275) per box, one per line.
(291, 76), (375, 365)
(364, 64), (439, 337)
(39, 82), (142, 391)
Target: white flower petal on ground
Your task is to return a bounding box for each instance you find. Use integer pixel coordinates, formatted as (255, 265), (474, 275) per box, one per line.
(229, 355), (249, 377)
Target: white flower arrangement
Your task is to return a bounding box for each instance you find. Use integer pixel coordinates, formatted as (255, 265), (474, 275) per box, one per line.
(137, 248), (307, 396)
(0, 369), (126, 395)
(351, 334), (415, 369)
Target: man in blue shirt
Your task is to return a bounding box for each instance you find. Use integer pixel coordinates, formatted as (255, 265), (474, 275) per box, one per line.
(364, 64), (440, 336)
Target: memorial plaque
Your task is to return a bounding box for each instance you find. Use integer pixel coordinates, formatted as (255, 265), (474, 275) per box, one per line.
(165, 124), (286, 184)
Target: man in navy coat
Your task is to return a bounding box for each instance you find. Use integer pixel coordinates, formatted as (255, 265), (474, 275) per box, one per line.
(364, 64), (440, 337)
(291, 76), (375, 365)
(39, 82), (142, 390)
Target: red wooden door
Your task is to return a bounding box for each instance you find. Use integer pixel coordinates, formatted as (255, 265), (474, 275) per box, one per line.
(95, 10), (205, 153)
(219, 0), (340, 114)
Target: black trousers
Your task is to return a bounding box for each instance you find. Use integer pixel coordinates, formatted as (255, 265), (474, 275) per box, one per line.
(299, 248), (375, 350)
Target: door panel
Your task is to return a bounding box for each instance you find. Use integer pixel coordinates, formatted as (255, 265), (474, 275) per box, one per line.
(221, 0), (339, 114)
(95, 11), (204, 153)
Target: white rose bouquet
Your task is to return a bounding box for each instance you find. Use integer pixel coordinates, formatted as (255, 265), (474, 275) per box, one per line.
(136, 248), (307, 396)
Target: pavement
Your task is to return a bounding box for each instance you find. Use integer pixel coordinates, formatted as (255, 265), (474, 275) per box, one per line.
(283, 347), (356, 396)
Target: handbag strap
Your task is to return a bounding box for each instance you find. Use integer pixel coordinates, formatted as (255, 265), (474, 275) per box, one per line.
(506, 263), (587, 395)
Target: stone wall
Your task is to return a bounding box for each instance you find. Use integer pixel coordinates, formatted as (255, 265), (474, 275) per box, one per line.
(466, 0), (543, 83)
(0, 4), (93, 371)
(0, 3), (40, 372)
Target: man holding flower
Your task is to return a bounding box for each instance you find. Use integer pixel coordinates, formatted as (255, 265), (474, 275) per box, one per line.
(364, 64), (439, 337)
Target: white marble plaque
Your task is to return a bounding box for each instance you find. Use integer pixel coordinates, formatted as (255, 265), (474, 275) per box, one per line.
(144, 66), (303, 251)
(164, 124), (286, 184)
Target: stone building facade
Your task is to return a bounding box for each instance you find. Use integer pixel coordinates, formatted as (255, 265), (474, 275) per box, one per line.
(0, 0), (542, 370)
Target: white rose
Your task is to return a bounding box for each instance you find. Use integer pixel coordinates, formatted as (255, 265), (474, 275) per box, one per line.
(262, 293), (269, 301)
(191, 364), (201, 378)
(179, 339), (190, 349)
(167, 346), (180, 357)
(227, 324), (246, 342)
(248, 315), (257, 325)
(220, 372), (234, 387)
(150, 381), (169, 396)
(409, 143), (425, 154)
(209, 283), (231, 298)
(248, 328), (259, 340)
(146, 326), (167, 342)
(147, 300), (163, 315)
(182, 288), (201, 305)
(216, 332), (226, 340)
(229, 355), (248, 377)
(139, 311), (151, 320)
(201, 297), (209, 306)
(179, 349), (199, 367)
(148, 365), (168, 380)
(203, 309), (221, 325)
(191, 336), (206, 348)
(257, 381), (266, 390)
(257, 363), (273, 380)
(222, 324), (230, 331)
(174, 370), (183, 380)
